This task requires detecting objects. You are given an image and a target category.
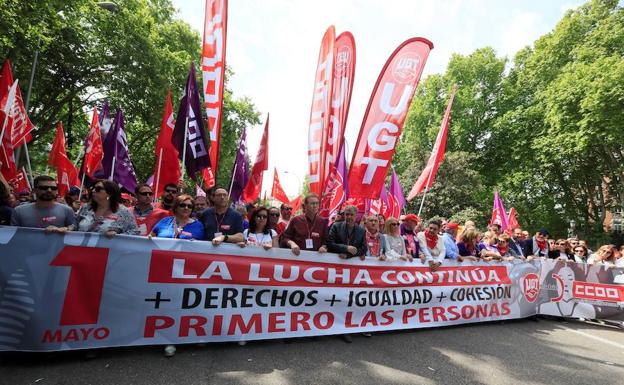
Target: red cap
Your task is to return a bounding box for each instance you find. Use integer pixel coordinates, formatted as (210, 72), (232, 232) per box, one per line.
(447, 222), (459, 230)
(404, 214), (419, 223)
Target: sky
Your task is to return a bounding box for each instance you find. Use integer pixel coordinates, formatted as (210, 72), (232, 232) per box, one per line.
(171, 0), (584, 198)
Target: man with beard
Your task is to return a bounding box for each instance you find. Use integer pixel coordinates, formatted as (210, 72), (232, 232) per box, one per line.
(417, 219), (446, 271)
(522, 228), (550, 258)
(281, 194), (328, 255)
(275, 203), (293, 235)
(510, 228), (525, 258)
(131, 184), (169, 236)
(11, 175), (76, 232)
(156, 183), (178, 212)
(327, 205), (366, 260)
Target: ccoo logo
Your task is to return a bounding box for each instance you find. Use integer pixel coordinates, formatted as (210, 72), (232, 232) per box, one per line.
(392, 52), (421, 84)
(523, 273), (540, 303)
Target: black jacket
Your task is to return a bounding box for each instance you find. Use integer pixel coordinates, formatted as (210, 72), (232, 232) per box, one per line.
(327, 221), (367, 257)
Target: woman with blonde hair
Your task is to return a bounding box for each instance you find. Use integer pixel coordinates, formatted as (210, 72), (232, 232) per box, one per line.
(380, 217), (412, 261)
(588, 245), (618, 267)
(478, 231), (502, 261)
(457, 227), (480, 261)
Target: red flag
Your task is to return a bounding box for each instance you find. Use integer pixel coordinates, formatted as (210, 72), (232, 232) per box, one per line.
(0, 63), (16, 182)
(57, 153), (80, 197)
(407, 85), (457, 200)
(290, 195), (302, 214)
(242, 115), (269, 202)
(48, 122), (66, 167)
(307, 26), (335, 195)
(319, 162), (346, 219)
(82, 107), (104, 177)
(202, 0), (228, 188)
(153, 91), (181, 198)
(271, 168), (290, 203)
(48, 123), (79, 197)
(0, 81), (34, 148)
(322, 32), (356, 183)
(507, 207), (519, 231)
(348, 38), (433, 198)
(8, 168), (30, 193)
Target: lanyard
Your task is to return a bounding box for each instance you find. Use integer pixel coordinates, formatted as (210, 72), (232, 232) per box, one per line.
(303, 214), (317, 239)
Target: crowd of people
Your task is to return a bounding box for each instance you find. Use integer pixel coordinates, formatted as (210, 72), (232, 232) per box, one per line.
(1, 174), (623, 355)
(1, 175), (623, 268)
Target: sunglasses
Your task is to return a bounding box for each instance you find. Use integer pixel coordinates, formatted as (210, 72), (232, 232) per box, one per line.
(165, 189), (177, 194)
(574, 249), (585, 253)
(139, 191), (153, 196)
(93, 186), (105, 192)
(282, 207), (292, 211)
(37, 185), (58, 191)
(270, 213), (280, 217)
(177, 203), (193, 209)
(256, 214), (268, 219)
(390, 223), (400, 227)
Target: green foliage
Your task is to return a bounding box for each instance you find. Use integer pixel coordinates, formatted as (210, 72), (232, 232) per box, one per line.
(1, 0), (259, 186)
(396, 0), (624, 241)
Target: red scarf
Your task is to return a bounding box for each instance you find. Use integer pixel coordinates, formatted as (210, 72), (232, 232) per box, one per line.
(425, 231), (438, 250)
(498, 245), (508, 255)
(536, 239), (547, 252)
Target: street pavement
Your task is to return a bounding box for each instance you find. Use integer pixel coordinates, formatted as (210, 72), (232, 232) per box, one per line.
(1, 318), (623, 385)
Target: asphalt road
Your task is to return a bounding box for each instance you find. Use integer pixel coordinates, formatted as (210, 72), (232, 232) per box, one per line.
(1, 318), (623, 385)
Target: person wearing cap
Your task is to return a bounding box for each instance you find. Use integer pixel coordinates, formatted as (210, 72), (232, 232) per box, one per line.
(443, 222), (460, 260)
(521, 228), (550, 258)
(401, 213), (420, 259)
(417, 219), (446, 271)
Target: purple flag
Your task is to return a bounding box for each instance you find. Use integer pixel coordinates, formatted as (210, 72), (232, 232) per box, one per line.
(229, 128), (248, 202)
(389, 168), (406, 211)
(99, 109), (138, 192)
(172, 63), (211, 181)
(99, 101), (112, 141)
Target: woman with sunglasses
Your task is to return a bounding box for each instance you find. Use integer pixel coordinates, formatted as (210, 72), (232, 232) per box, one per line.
(588, 245), (618, 267)
(238, 207), (278, 250)
(380, 217), (412, 261)
(549, 238), (574, 261)
(73, 180), (138, 237)
(573, 245), (589, 263)
(150, 195), (204, 240)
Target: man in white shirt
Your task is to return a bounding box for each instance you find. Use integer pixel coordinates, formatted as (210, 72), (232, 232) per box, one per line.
(417, 219), (446, 271)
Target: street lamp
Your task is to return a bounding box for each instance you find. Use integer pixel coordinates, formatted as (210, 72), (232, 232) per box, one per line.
(283, 170), (303, 195)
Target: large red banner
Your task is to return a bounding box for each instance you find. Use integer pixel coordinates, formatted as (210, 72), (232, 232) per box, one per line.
(307, 26), (335, 195)
(348, 38), (433, 199)
(201, 0), (228, 188)
(321, 31), (355, 183)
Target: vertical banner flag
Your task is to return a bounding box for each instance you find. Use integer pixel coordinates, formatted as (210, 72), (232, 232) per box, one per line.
(271, 168), (290, 203)
(407, 85), (457, 200)
(82, 107), (104, 177)
(320, 142), (347, 219)
(172, 63), (211, 181)
(289, 195), (302, 214)
(242, 115), (269, 202)
(0, 79), (34, 147)
(0, 61), (17, 183)
(348, 38), (433, 199)
(307, 26), (335, 195)
(490, 190), (509, 231)
(229, 128), (248, 203)
(47, 123), (79, 197)
(387, 169), (405, 218)
(322, 31), (356, 181)
(101, 110), (138, 192)
(201, 0), (228, 188)
(153, 91), (180, 198)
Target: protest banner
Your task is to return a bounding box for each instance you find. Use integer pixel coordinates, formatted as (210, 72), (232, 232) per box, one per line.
(0, 227), (622, 352)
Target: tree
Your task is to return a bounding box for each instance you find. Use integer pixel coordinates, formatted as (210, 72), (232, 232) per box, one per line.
(0, 0), (260, 185)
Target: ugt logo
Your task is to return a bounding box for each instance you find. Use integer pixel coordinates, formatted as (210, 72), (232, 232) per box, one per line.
(523, 273), (540, 303)
(392, 53), (421, 84)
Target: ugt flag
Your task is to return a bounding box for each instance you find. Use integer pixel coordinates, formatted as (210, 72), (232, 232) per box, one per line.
(172, 63), (211, 181)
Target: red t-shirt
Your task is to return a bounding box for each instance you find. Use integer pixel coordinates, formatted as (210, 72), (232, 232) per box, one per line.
(132, 205), (170, 236)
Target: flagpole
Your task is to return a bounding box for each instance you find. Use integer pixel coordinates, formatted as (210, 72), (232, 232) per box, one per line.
(79, 171), (86, 201)
(110, 156), (116, 181)
(22, 139), (34, 186)
(228, 161), (238, 197)
(417, 166), (434, 218)
(180, 115), (189, 181)
(154, 148), (163, 203)
(74, 147), (83, 166)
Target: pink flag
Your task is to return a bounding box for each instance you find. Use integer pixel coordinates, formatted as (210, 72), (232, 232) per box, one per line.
(490, 191), (509, 231)
(407, 85), (457, 200)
